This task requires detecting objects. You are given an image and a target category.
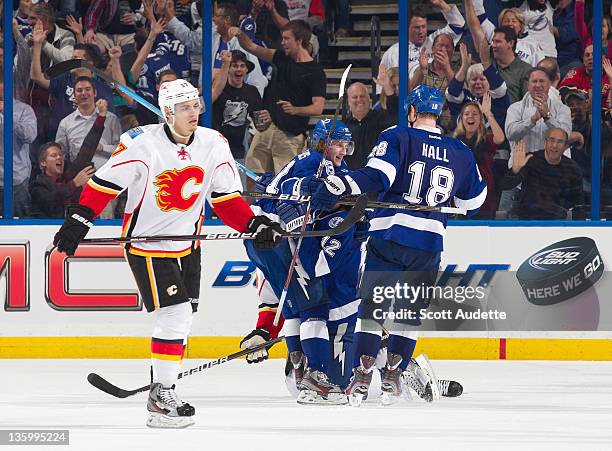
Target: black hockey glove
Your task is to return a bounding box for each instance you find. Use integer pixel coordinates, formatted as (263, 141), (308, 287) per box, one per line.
(53, 204), (95, 256)
(239, 328), (271, 364)
(247, 215), (284, 250)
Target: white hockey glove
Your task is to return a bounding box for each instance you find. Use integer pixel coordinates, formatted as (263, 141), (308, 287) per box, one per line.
(240, 328), (271, 364)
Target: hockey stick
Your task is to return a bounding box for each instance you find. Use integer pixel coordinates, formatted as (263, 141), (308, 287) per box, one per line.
(87, 336), (286, 399)
(44, 59), (259, 182)
(46, 58), (164, 117)
(81, 194), (367, 244)
(438, 379), (463, 397)
(273, 64), (353, 327)
(243, 191), (468, 215)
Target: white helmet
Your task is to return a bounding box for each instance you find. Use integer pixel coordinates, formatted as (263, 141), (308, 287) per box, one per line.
(158, 79), (201, 117)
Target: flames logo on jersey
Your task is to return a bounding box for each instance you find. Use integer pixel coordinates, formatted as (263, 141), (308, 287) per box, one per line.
(154, 166), (205, 212)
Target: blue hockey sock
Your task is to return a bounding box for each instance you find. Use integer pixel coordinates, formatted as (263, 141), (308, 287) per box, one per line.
(352, 331), (382, 369)
(285, 335), (302, 354)
(300, 319), (329, 372)
(328, 316), (356, 389)
(387, 334), (416, 370)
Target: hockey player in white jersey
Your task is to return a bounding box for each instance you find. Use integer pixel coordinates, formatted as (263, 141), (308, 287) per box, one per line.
(298, 85), (487, 405)
(53, 79), (284, 428)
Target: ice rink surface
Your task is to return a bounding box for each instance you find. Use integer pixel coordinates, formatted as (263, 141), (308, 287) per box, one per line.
(2, 359), (612, 451)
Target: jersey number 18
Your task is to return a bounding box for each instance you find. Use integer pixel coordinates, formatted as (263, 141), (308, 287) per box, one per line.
(403, 161), (455, 206)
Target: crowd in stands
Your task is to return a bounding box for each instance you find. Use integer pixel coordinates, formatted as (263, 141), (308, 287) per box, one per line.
(1, 0), (612, 220)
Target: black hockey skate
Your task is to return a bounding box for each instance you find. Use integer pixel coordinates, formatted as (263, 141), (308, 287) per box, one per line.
(345, 355), (376, 407)
(146, 383), (195, 428)
(297, 368), (348, 405)
(380, 353), (403, 405)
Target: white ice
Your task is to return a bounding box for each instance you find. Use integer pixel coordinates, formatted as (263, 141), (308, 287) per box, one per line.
(2, 359), (612, 451)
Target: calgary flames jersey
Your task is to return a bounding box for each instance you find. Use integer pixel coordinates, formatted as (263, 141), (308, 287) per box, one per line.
(80, 124), (255, 257)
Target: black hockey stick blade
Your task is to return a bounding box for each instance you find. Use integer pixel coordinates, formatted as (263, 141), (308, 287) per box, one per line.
(285, 193), (368, 238)
(87, 372), (148, 399)
(87, 336), (286, 398)
(44, 59), (86, 79)
(45, 58), (115, 86)
(439, 379), (463, 397)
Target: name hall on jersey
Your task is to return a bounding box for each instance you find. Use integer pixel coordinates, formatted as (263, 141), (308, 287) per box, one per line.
(422, 143), (449, 162)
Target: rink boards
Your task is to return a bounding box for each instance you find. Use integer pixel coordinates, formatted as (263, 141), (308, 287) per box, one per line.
(0, 225), (611, 360)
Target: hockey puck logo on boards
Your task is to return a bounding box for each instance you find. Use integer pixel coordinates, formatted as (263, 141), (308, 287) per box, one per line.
(516, 237), (604, 305)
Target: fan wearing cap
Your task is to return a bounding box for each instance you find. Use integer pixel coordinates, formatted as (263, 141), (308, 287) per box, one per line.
(52, 78), (284, 428)
(561, 87), (591, 184)
(212, 50), (271, 162)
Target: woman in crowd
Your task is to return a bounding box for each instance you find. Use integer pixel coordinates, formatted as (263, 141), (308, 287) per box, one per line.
(454, 94), (505, 219)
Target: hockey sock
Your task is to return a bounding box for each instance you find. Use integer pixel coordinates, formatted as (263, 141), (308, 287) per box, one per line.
(328, 318), (356, 389)
(352, 331), (382, 368)
(151, 302), (193, 387)
(351, 318), (383, 368)
(300, 319), (329, 372)
(151, 338), (185, 387)
(283, 318), (302, 354)
(387, 334), (417, 370)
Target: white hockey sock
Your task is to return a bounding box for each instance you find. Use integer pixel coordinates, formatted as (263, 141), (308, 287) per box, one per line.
(151, 302), (193, 387)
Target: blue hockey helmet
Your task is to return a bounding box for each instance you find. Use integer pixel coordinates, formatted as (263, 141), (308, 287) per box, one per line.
(404, 85), (444, 118)
(311, 118), (354, 155)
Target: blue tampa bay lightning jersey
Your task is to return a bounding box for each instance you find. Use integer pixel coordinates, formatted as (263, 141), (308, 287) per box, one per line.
(251, 150), (349, 224)
(136, 33), (191, 102)
(298, 210), (363, 317)
(346, 124), (487, 252)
